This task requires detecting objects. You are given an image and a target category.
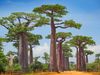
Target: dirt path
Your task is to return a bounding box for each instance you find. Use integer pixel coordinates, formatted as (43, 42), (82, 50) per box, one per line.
(25, 71), (100, 75)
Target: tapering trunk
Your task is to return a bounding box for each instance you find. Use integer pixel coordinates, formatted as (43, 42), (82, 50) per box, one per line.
(57, 42), (64, 71)
(29, 44), (33, 64)
(50, 16), (58, 72)
(76, 48), (80, 70)
(81, 48), (86, 71)
(78, 47), (82, 71)
(79, 47), (86, 71)
(18, 32), (28, 72)
(66, 57), (69, 71)
(86, 55), (88, 63)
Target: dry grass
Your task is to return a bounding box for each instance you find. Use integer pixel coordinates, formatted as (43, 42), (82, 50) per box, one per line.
(0, 71), (100, 75)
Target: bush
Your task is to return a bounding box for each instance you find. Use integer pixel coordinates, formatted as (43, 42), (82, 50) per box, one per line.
(0, 63), (5, 73)
(13, 64), (22, 71)
(30, 61), (43, 72)
(42, 64), (49, 71)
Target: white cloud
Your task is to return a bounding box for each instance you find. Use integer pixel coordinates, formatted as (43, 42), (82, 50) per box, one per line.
(33, 43), (50, 57)
(88, 45), (100, 54)
(32, 43), (50, 63)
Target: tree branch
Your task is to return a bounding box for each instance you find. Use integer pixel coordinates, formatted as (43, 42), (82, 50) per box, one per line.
(2, 25), (9, 30)
(55, 26), (69, 29)
(55, 22), (64, 25)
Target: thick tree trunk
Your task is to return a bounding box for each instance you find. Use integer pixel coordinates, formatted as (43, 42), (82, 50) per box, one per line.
(81, 48), (86, 71)
(57, 42), (64, 71)
(79, 47), (86, 71)
(29, 44), (33, 64)
(50, 16), (58, 72)
(18, 32), (28, 72)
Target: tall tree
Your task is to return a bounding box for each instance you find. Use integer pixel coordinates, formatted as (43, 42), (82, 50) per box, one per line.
(84, 50), (94, 63)
(62, 43), (73, 71)
(69, 35), (95, 71)
(33, 4), (81, 72)
(0, 12), (48, 72)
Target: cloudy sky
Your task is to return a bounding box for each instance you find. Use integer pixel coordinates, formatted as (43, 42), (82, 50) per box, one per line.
(0, 0), (100, 63)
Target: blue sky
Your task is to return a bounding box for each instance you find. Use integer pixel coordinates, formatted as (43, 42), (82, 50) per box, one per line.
(0, 0), (100, 62)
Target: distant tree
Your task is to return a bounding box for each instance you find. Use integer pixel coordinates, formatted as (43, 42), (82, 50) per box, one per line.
(33, 4), (81, 72)
(84, 50), (94, 63)
(62, 43), (73, 71)
(28, 33), (42, 64)
(95, 53), (100, 60)
(69, 35), (95, 71)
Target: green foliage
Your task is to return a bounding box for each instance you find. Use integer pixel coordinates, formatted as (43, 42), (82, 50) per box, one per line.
(0, 50), (7, 72)
(46, 32), (72, 40)
(30, 61), (43, 72)
(68, 35), (95, 48)
(6, 64), (21, 72)
(33, 4), (68, 17)
(42, 64), (49, 71)
(13, 64), (22, 71)
(28, 32), (42, 45)
(84, 50), (94, 55)
(62, 43), (73, 57)
(42, 52), (50, 64)
(64, 20), (81, 29)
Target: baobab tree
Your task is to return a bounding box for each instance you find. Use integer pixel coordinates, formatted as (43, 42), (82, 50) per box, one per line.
(69, 35), (95, 71)
(28, 33), (42, 64)
(62, 43), (73, 71)
(33, 4), (81, 72)
(0, 12), (48, 72)
(56, 32), (72, 71)
(46, 32), (72, 71)
(84, 50), (94, 63)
